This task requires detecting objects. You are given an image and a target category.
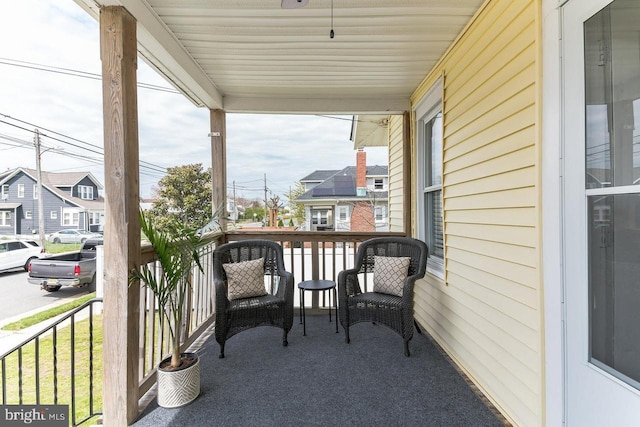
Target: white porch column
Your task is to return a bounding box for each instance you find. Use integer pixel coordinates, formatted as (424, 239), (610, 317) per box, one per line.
(100, 6), (141, 426)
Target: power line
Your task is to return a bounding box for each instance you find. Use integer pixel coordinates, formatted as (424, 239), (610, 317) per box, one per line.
(0, 58), (180, 94)
(0, 133), (165, 179)
(0, 113), (167, 173)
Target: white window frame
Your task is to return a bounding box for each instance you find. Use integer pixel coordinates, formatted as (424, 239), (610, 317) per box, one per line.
(374, 178), (384, 190)
(89, 212), (101, 225)
(17, 184), (24, 198)
(25, 210), (32, 219)
(1, 185), (8, 199)
(62, 208), (80, 226)
(338, 206), (348, 221)
(375, 206), (385, 222)
(50, 211), (57, 220)
(415, 78), (445, 278)
(78, 185), (93, 200)
(32, 185), (38, 200)
(0, 211), (11, 226)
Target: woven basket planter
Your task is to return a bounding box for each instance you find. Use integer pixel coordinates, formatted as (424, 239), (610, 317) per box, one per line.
(156, 352), (200, 408)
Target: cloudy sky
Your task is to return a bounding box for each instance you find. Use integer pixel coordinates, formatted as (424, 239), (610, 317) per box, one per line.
(0, 0), (387, 201)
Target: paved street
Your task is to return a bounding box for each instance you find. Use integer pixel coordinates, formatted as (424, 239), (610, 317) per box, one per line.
(0, 270), (92, 323)
(0, 269), (93, 355)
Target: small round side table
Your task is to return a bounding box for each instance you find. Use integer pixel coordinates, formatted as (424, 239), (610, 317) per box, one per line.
(297, 279), (338, 336)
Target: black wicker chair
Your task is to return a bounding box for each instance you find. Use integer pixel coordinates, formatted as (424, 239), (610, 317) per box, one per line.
(338, 237), (428, 356)
(213, 240), (294, 358)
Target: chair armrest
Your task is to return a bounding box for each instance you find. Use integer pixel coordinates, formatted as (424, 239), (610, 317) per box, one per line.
(213, 275), (230, 313)
(274, 270), (294, 299)
(338, 268), (361, 298)
(400, 273), (423, 305)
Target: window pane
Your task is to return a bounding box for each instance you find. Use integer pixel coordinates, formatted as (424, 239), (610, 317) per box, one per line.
(424, 113), (443, 188)
(585, 5), (640, 188)
(430, 113), (443, 187)
(589, 194), (640, 385)
(585, 1), (640, 391)
(425, 190), (444, 258)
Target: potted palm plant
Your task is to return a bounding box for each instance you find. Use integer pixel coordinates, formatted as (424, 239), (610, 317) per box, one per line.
(129, 209), (206, 408)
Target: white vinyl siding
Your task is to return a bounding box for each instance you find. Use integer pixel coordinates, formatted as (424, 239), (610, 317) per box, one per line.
(387, 114), (405, 232)
(411, 0), (539, 426)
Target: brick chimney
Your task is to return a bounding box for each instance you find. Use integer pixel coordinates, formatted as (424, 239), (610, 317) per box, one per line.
(356, 149), (366, 196)
(352, 149), (374, 231)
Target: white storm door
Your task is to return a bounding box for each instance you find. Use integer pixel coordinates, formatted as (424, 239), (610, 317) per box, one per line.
(563, 0), (640, 425)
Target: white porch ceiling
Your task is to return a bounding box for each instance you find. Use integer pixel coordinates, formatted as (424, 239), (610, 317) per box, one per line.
(76, 0), (484, 113)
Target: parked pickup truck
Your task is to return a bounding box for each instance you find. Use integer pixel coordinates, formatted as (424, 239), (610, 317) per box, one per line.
(28, 238), (102, 292)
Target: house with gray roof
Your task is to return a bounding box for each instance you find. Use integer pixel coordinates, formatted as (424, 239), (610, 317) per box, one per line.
(296, 150), (388, 232)
(0, 167), (104, 236)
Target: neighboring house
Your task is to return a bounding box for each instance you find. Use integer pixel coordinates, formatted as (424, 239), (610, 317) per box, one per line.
(296, 150), (388, 232)
(226, 199), (245, 221)
(139, 198), (156, 211)
(0, 168), (104, 235)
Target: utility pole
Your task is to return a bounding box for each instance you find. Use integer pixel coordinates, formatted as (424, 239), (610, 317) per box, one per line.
(232, 180), (237, 226)
(34, 129), (45, 248)
(264, 173), (268, 227)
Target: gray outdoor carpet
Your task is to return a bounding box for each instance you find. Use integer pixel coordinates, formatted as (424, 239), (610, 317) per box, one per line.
(132, 315), (505, 427)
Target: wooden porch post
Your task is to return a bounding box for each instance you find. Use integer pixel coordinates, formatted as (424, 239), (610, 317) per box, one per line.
(210, 109), (227, 228)
(100, 7), (141, 426)
(402, 111), (412, 235)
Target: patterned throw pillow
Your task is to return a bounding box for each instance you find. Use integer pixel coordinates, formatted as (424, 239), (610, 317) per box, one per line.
(373, 256), (411, 297)
(223, 257), (268, 301)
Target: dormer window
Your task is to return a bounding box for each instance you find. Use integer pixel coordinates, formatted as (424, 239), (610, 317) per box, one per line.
(78, 185), (94, 200)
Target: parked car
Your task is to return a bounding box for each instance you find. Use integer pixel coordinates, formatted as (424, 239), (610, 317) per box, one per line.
(0, 240), (45, 272)
(47, 229), (101, 244)
(28, 237), (102, 292)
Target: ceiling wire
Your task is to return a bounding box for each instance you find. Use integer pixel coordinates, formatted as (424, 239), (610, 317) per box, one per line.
(330, 0), (335, 39)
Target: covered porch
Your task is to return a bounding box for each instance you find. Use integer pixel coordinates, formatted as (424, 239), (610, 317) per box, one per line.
(69, 0), (544, 426)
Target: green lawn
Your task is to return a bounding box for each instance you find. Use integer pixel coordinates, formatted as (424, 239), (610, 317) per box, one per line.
(2, 293), (96, 331)
(44, 242), (83, 254)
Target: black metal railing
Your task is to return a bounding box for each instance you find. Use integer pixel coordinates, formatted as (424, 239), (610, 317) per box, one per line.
(0, 298), (103, 426)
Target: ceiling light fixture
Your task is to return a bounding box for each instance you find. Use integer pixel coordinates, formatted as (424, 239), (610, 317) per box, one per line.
(281, 0), (309, 9)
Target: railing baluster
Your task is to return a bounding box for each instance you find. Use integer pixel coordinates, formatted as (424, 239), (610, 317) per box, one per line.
(301, 243), (306, 281)
(71, 314), (76, 426)
(89, 303), (94, 416)
(53, 327), (58, 405)
(35, 338), (40, 405)
(17, 348), (22, 404)
(1, 358), (6, 404)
